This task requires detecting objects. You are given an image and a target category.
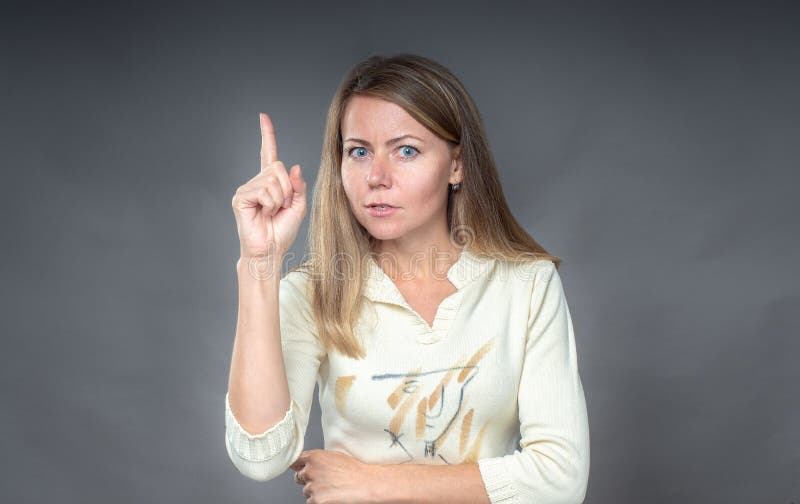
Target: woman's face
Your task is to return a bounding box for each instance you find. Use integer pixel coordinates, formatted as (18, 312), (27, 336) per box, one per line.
(340, 95), (461, 248)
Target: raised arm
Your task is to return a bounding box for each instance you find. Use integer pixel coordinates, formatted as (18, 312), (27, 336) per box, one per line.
(225, 268), (325, 481)
(225, 112), (320, 481)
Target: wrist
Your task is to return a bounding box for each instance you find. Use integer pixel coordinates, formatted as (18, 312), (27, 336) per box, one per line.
(236, 254), (284, 282)
(238, 242), (286, 266)
(366, 463), (392, 504)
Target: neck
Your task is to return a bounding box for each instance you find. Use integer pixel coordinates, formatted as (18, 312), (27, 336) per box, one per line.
(371, 241), (464, 283)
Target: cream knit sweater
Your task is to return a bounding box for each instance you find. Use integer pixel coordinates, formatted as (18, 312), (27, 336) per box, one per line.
(224, 250), (590, 503)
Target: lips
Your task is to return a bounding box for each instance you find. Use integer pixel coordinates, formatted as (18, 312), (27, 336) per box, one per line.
(366, 205), (398, 217)
(365, 203), (397, 208)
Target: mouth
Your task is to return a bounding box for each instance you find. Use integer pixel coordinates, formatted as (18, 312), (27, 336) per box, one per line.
(365, 203), (399, 216)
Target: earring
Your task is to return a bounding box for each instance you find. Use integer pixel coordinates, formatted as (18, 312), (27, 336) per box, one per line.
(451, 183), (461, 191)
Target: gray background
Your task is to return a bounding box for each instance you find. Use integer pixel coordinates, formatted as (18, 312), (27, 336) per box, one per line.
(1, 1), (797, 502)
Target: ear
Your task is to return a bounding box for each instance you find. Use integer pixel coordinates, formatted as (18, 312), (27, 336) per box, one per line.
(449, 144), (463, 185)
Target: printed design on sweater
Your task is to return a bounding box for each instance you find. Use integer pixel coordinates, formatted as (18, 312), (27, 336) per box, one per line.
(335, 337), (495, 464)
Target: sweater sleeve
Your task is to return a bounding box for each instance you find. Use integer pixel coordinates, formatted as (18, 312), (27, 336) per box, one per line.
(224, 270), (326, 482)
(477, 261), (591, 504)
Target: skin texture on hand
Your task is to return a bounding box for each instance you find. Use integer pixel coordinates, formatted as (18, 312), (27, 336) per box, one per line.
(289, 449), (490, 504)
(289, 449), (381, 504)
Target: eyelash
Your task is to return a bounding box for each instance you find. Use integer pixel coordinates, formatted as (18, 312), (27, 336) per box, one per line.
(345, 145), (420, 160)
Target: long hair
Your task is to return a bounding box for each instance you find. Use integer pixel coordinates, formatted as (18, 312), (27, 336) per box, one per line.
(292, 53), (560, 359)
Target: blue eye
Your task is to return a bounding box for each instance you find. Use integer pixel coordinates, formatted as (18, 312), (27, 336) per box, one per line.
(345, 145), (419, 160)
(348, 147), (368, 158)
(399, 145), (419, 158)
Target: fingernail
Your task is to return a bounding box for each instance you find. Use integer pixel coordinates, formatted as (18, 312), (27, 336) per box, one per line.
(283, 197), (292, 207)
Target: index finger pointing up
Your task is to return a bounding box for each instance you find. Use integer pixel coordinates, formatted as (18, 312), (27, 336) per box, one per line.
(259, 112), (278, 171)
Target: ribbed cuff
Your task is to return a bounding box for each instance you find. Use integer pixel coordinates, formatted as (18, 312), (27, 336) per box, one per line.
(225, 392), (295, 462)
(477, 457), (520, 504)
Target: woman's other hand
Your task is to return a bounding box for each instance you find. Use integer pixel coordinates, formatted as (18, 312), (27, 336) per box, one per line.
(290, 449), (382, 504)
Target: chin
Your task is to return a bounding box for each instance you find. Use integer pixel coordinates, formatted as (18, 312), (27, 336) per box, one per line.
(365, 227), (405, 241)
(359, 219), (406, 240)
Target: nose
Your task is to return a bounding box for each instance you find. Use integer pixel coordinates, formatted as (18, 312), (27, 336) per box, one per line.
(366, 155), (392, 189)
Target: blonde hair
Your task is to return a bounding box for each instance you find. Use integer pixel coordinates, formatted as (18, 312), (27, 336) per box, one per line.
(291, 53), (560, 359)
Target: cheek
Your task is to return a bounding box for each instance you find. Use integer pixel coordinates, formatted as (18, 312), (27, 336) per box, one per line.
(340, 170), (359, 199)
(341, 172), (369, 217)
(406, 174), (446, 203)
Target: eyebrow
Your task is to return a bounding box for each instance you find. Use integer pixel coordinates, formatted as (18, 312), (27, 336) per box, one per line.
(342, 134), (425, 146)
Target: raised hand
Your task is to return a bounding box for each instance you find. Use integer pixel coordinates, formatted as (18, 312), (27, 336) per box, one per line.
(231, 113), (307, 261)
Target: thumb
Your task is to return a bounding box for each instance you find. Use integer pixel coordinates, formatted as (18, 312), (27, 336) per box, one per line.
(288, 164), (307, 204)
(289, 452), (307, 471)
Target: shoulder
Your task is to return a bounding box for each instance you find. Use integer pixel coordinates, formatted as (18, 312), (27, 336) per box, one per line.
(492, 257), (557, 287)
(282, 267), (311, 290)
(280, 268), (314, 309)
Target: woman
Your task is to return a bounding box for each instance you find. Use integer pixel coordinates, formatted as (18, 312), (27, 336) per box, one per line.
(225, 54), (590, 504)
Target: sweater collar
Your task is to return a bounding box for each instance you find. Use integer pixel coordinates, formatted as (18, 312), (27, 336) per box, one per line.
(363, 247), (492, 304)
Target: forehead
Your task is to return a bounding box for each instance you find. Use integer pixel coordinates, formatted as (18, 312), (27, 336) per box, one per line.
(341, 95), (428, 138)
